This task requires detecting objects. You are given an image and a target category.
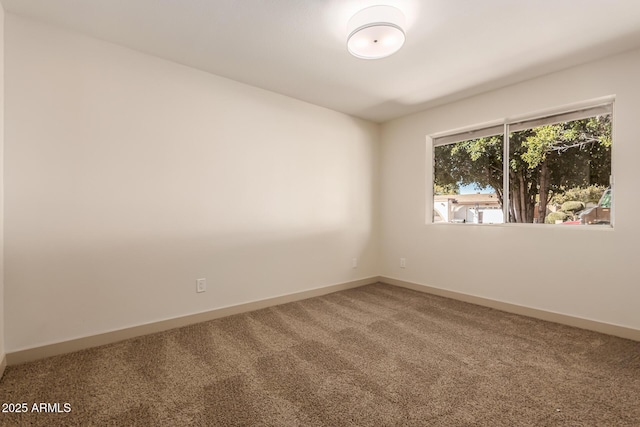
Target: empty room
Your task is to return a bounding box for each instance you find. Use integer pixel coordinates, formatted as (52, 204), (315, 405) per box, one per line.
(0, 0), (639, 425)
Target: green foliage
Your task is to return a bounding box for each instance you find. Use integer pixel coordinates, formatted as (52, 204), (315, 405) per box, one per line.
(545, 211), (569, 224)
(434, 135), (504, 200)
(561, 201), (585, 212)
(434, 183), (459, 195)
(510, 116), (611, 188)
(551, 185), (607, 205)
(520, 125), (561, 169)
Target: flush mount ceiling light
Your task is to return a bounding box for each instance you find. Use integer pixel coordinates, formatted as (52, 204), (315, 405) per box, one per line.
(347, 5), (406, 60)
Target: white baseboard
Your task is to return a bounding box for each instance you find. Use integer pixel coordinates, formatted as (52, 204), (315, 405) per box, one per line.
(7, 276), (380, 366)
(8, 275), (638, 366)
(381, 276), (640, 342)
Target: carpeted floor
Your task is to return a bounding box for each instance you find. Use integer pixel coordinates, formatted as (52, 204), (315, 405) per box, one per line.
(1, 283), (639, 426)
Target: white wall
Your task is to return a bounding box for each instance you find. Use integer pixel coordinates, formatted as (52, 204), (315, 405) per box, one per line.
(0, 2), (5, 361)
(381, 48), (640, 330)
(4, 15), (380, 352)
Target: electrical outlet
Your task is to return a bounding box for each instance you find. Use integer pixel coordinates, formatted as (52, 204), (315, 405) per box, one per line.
(400, 258), (406, 268)
(196, 278), (206, 293)
(352, 258), (358, 268)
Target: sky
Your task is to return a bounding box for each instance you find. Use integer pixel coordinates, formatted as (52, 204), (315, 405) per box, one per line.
(459, 183), (495, 195)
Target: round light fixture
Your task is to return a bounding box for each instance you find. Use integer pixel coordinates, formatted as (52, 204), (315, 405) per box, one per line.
(347, 5), (406, 60)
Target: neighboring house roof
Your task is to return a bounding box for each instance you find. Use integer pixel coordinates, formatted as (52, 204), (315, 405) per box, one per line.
(434, 193), (501, 206)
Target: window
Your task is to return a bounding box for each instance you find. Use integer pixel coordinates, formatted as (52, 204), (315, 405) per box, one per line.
(432, 103), (613, 226)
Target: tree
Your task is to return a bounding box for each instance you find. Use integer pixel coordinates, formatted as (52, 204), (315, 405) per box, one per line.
(434, 135), (504, 200)
(434, 115), (611, 223)
(512, 115), (611, 222)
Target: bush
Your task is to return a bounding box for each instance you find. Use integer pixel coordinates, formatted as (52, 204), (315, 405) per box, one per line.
(545, 211), (569, 224)
(560, 201), (585, 213)
(551, 185), (608, 205)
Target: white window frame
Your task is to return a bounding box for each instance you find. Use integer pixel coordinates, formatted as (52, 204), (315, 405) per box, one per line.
(428, 97), (615, 227)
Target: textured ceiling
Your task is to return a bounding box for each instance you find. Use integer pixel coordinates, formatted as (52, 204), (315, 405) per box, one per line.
(3, 0), (640, 123)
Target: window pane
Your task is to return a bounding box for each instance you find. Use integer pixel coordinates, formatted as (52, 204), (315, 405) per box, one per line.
(433, 134), (504, 224)
(507, 114), (612, 225)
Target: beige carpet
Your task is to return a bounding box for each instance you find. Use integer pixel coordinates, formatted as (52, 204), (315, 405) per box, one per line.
(1, 283), (639, 426)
